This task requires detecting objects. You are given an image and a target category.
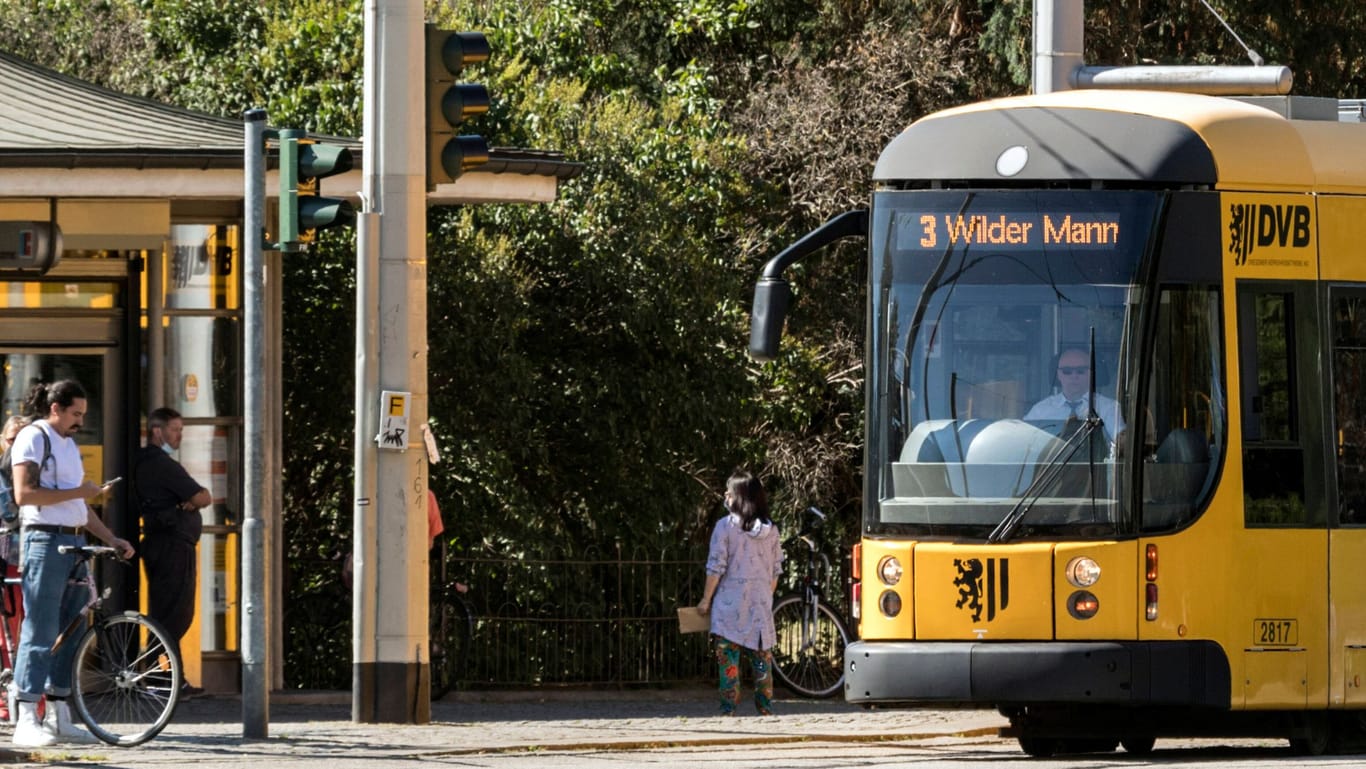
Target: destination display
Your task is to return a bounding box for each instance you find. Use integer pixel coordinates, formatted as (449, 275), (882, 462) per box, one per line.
(897, 210), (1123, 251)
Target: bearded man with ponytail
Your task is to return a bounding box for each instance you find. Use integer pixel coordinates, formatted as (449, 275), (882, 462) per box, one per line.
(9, 380), (134, 747)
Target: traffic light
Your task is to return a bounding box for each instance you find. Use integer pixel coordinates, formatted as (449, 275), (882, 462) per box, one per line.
(425, 27), (491, 189)
(0, 221), (62, 274)
(277, 128), (356, 252)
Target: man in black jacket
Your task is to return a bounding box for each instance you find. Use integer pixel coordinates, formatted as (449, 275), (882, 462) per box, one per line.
(135, 407), (211, 698)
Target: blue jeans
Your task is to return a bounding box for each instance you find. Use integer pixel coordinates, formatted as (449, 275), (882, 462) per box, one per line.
(14, 529), (88, 700)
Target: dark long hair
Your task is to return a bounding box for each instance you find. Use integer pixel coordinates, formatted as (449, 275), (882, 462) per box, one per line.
(24, 380), (86, 419)
(726, 469), (770, 532)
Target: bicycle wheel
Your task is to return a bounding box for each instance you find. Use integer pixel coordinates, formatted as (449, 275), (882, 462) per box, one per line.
(429, 592), (473, 700)
(771, 594), (849, 698)
(71, 611), (182, 746)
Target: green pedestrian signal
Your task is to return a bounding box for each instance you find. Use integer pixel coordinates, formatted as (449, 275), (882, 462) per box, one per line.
(278, 128), (355, 252)
(425, 27), (491, 189)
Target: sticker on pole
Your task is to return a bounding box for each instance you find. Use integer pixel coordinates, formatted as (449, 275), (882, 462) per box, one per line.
(377, 390), (411, 450)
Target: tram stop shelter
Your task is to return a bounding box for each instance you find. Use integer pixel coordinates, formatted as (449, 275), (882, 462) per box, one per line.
(0, 49), (580, 694)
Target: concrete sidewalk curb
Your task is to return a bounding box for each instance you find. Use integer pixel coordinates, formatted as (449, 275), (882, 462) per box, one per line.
(423, 726), (1005, 757)
(0, 691), (1011, 765)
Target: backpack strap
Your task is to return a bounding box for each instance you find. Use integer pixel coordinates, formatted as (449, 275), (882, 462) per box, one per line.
(28, 422), (54, 487)
(22, 423), (55, 512)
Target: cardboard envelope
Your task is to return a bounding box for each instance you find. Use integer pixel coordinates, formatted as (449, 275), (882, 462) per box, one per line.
(676, 607), (710, 634)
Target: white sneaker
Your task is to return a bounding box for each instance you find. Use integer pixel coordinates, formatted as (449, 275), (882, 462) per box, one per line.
(12, 701), (56, 748)
(43, 700), (96, 745)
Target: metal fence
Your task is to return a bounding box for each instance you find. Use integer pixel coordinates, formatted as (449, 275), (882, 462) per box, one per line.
(283, 540), (851, 690)
(443, 543), (715, 688)
(284, 544), (716, 689)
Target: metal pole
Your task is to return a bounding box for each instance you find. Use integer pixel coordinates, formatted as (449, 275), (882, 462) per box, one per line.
(1075, 64), (1293, 94)
(147, 239), (164, 410)
(352, 206), (379, 719)
(1031, 0), (1293, 96)
(1033, 0), (1084, 94)
(354, 0), (430, 723)
(354, 0), (382, 724)
(241, 107), (270, 739)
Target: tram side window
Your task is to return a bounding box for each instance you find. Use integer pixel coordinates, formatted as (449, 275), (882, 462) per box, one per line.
(1333, 290), (1366, 525)
(1141, 286), (1223, 531)
(1239, 290), (1308, 525)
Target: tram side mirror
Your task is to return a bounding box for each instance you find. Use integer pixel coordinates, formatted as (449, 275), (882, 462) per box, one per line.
(0, 221), (63, 275)
(749, 278), (791, 362)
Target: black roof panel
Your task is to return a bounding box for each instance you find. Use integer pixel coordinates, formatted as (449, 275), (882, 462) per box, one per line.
(875, 106), (1217, 185)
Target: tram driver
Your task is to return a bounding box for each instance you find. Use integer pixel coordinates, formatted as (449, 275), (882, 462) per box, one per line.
(1024, 347), (1125, 443)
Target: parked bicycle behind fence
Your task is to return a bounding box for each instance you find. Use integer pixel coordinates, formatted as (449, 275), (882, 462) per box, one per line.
(428, 535), (475, 700)
(771, 507), (850, 698)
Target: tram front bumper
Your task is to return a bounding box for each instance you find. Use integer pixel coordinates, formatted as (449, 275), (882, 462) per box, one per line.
(844, 640), (1230, 708)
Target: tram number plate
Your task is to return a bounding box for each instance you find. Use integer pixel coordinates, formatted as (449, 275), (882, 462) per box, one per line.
(1253, 618), (1298, 647)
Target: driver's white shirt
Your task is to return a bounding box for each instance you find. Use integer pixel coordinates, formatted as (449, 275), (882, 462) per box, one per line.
(1024, 391), (1125, 442)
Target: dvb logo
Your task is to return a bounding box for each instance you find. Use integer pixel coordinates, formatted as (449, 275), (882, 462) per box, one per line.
(1228, 203), (1311, 265)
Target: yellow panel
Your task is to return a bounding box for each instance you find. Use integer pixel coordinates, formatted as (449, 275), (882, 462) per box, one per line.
(220, 531), (239, 651)
(1221, 192), (1318, 280)
(56, 199), (170, 250)
(858, 539), (915, 640)
(1316, 196), (1366, 282)
(1330, 529), (1366, 706)
(1052, 541), (1138, 640)
(1298, 122), (1366, 195)
(1235, 529), (1328, 709)
(914, 543), (1053, 640)
(0, 201), (52, 219)
(1244, 650), (1307, 708)
(78, 445), (104, 484)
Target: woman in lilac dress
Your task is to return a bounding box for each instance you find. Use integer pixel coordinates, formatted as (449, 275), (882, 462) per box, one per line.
(697, 470), (783, 715)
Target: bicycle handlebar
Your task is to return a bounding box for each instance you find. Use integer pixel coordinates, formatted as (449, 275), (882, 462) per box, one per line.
(784, 506), (831, 553)
(57, 545), (120, 557)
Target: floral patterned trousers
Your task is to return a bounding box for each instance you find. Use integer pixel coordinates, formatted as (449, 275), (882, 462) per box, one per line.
(713, 635), (774, 715)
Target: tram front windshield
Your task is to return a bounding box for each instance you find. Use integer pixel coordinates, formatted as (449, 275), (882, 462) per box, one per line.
(870, 190), (1161, 539)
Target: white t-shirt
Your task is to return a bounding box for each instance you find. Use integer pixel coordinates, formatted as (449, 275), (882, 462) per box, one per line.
(13, 421), (88, 528)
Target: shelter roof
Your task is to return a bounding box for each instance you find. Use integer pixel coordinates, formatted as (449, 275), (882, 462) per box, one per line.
(0, 50), (581, 183)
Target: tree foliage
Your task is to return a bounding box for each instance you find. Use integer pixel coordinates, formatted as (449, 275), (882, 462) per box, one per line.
(425, 58), (759, 552)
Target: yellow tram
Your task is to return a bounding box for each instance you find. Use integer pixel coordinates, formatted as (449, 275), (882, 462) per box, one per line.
(750, 90), (1366, 755)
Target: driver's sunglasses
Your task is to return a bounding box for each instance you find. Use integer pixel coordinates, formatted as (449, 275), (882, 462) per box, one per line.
(1058, 366), (1090, 376)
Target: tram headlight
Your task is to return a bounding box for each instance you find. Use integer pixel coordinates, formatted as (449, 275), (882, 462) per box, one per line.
(879, 590), (902, 617)
(877, 556), (903, 586)
(1064, 556), (1101, 588)
(1067, 590), (1100, 620)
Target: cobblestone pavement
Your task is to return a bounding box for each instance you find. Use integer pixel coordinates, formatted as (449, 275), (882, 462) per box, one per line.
(0, 689), (1007, 766)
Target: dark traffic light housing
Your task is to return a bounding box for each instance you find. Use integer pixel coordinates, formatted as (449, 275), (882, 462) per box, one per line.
(425, 27), (491, 189)
(277, 128), (356, 252)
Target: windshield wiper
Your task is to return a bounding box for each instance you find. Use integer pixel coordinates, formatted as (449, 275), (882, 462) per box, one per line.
(985, 416), (1102, 544)
(987, 331), (1105, 544)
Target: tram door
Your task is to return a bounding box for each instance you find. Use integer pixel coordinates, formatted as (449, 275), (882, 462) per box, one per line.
(1327, 286), (1366, 706)
(1234, 282), (1329, 709)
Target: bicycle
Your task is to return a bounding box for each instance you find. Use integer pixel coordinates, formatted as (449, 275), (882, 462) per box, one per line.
(428, 538), (475, 701)
(771, 506), (851, 699)
(52, 544), (182, 746)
